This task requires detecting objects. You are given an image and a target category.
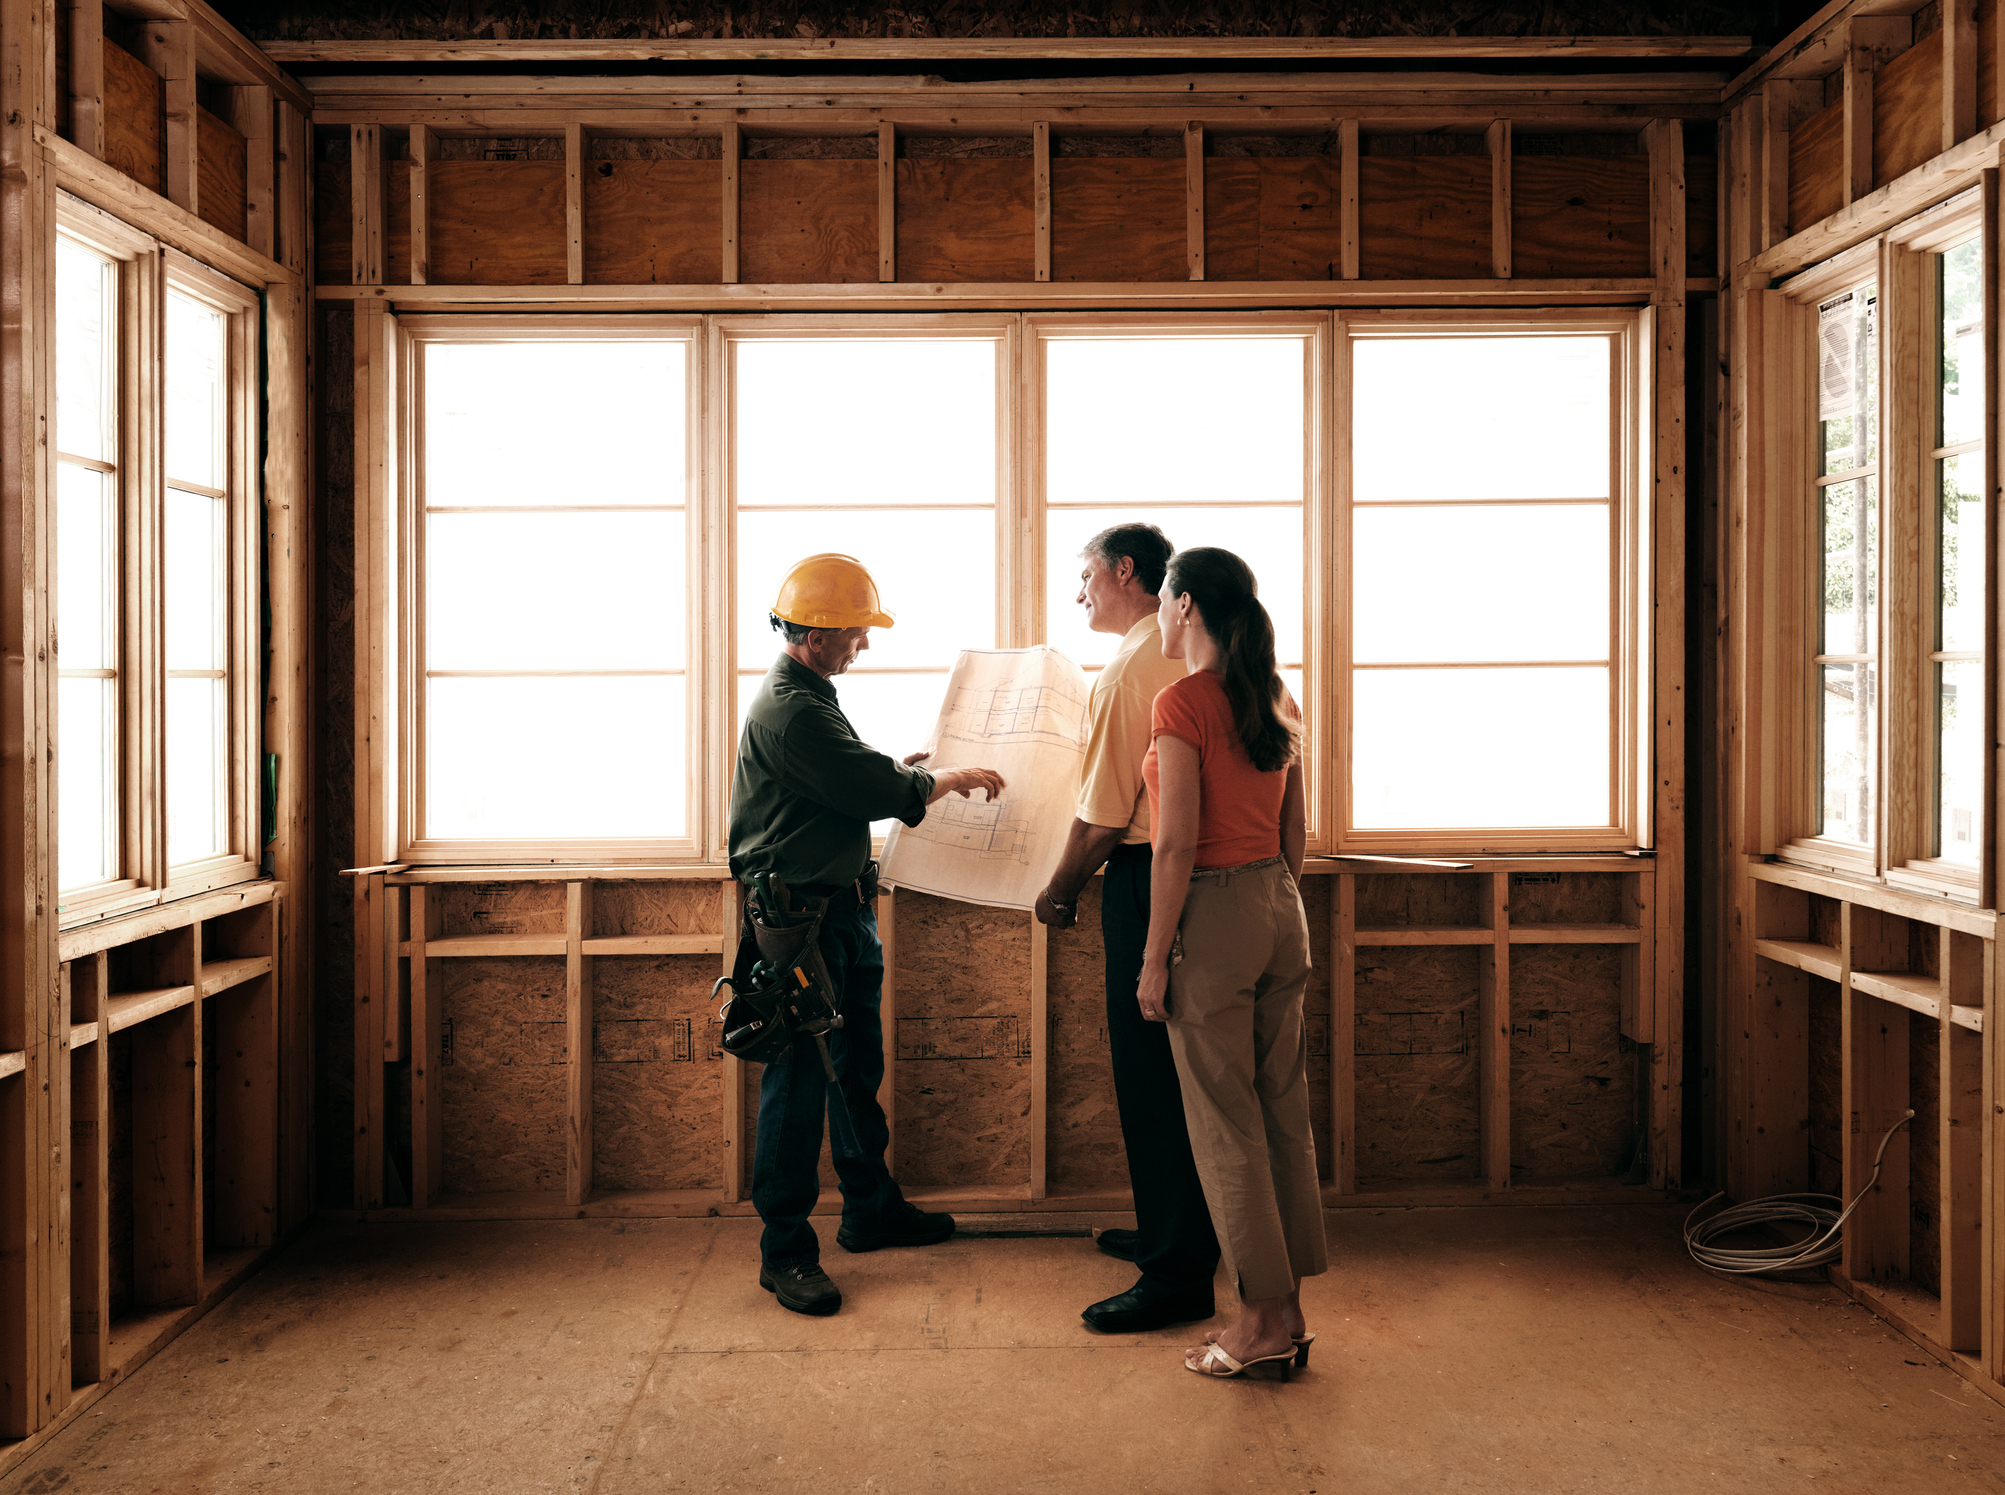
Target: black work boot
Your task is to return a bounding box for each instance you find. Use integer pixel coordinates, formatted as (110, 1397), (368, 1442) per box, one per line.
(835, 1206), (956, 1253)
(760, 1261), (842, 1316)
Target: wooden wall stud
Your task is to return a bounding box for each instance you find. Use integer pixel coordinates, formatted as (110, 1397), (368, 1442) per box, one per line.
(137, 19), (195, 213)
(1945, 0), (1978, 152)
(1185, 121), (1204, 281)
(409, 123), (433, 285)
(409, 885), (443, 1208)
(349, 124), (384, 286)
(879, 122), (896, 283)
(1487, 119), (1511, 278)
(565, 122), (585, 285)
(721, 122), (740, 284)
(1033, 121), (1051, 282)
(1338, 119), (1360, 280)
(1841, 905), (1911, 1283)
(1331, 874), (1356, 1192)
(1843, 17), (1910, 206)
(1030, 917), (1048, 1200)
(720, 880), (744, 1200)
(1940, 928), (1984, 1353)
(233, 86), (274, 260)
(566, 881), (592, 1205)
(66, 0), (104, 159)
(1478, 872), (1510, 1191)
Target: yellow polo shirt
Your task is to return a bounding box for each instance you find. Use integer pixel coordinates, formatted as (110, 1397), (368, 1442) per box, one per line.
(1076, 616), (1189, 845)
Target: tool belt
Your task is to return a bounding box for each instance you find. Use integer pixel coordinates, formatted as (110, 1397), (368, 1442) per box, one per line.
(711, 871), (869, 1157)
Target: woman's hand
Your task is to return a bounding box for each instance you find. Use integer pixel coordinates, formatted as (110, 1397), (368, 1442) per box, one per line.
(1137, 959), (1170, 1023)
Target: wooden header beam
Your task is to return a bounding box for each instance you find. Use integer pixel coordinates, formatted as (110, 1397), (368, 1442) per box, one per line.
(261, 35), (1754, 65)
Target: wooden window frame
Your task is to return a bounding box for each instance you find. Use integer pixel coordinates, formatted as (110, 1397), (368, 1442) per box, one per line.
(395, 315), (706, 866)
(1333, 308), (1648, 856)
(1774, 199), (1991, 900)
(54, 195), (264, 926)
(1024, 309), (1332, 853)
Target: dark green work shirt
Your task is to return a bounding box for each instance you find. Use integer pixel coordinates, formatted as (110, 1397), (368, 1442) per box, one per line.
(728, 653), (936, 890)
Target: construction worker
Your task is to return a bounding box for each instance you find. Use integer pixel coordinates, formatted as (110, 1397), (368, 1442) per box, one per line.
(730, 553), (1006, 1317)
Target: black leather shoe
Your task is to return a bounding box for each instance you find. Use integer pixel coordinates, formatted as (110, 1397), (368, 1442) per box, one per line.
(835, 1207), (956, 1253)
(1095, 1228), (1140, 1262)
(1081, 1279), (1215, 1333)
(761, 1261), (842, 1316)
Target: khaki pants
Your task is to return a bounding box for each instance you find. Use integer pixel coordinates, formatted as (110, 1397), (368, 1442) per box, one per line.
(1165, 857), (1328, 1302)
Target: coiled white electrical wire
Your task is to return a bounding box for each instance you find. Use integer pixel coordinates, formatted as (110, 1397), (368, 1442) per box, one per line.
(1683, 1109), (1915, 1275)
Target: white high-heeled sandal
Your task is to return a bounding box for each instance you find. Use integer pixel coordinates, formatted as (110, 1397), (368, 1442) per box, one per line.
(1184, 1341), (1298, 1380)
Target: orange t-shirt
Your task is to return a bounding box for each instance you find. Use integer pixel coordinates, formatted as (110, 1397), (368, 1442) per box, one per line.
(1143, 670), (1296, 869)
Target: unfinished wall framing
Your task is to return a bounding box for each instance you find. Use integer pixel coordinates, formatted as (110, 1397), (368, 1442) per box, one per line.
(345, 860), (1663, 1222)
(1720, 0), (2005, 1416)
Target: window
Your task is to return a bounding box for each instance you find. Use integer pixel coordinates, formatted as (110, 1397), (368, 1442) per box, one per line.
(1814, 284), (1878, 852)
(1931, 238), (1982, 870)
(1035, 320), (1313, 729)
(726, 321), (1010, 832)
(54, 202), (263, 916)
(405, 321), (698, 857)
(393, 310), (1648, 863)
(1340, 314), (1640, 850)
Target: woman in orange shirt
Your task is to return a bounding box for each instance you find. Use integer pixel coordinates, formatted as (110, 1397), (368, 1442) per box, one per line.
(1140, 546), (1327, 1380)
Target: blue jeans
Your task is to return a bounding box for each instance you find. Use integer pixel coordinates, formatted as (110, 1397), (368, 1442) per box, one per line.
(752, 903), (906, 1265)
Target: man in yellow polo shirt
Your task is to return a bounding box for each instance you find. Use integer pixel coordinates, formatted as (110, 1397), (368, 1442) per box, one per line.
(1034, 523), (1221, 1333)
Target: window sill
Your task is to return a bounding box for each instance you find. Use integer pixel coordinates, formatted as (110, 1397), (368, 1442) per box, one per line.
(1885, 862), (1982, 905)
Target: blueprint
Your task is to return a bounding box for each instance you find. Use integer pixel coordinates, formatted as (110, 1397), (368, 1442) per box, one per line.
(880, 647), (1090, 911)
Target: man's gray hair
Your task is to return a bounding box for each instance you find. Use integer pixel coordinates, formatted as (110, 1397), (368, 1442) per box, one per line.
(1081, 522), (1174, 594)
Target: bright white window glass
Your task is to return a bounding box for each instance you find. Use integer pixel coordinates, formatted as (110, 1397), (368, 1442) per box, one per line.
(1939, 454), (1983, 655)
(427, 677), (684, 839)
(164, 488), (228, 864)
(1045, 505), (1303, 672)
(56, 238), (113, 463)
(427, 512), (685, 672)
(1935, 240), (1983, 867)
(1941, 240), (1984, 448)
(57, 239), (120, 893)
(421, 339), (689, 842)
(1352, 505), (1609, 664)
(1352, 338), (1610, 501)
(1821, 663), (1877, 843)
(733, 338), (1000, 808)
(1939, 659), (1982, 864)
(166, 293), (225, 491)
(1044, 338), (1304, 507)
(425, 342), (686, 506)
(1353, 668), (1610, 828)
(736, 340), (995, 507)
(57, 464), (118, 890)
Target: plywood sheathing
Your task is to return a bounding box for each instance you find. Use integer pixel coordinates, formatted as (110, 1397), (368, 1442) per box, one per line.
(589, 137), (722, 159)
(1788, 99), (1844, 234)
(1051, 159), (1184, 281)
(1358, 871), (1485, 928)
(896, 160), (1035, 282)
(740, 159), (876, 282)
(429, 161), (567, 283)
(894, 894), (1031, 1188)
(1510, 157), (1650, 278)
(196, 104), (247, 241)
(1354, 945), (1481, 1184)
(102, 37), (162, 193)
(441, 956), (567, 1195)
(1875, 33), (1948, 188)
(591, 956), (723, 1192)
(1507, 945), (1636, 1179)
(1204, 159), (1345, 281)
(584, 161), (722, 283)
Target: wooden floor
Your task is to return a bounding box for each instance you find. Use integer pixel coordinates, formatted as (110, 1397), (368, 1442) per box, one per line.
(3, 1205), (1999, 1493)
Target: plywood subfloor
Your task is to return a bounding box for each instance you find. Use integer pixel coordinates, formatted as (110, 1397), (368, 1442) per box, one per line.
(8, 1206), (2003, 1493)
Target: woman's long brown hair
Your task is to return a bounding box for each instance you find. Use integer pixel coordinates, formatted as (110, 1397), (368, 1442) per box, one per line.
(1164, 547), (1301, 773)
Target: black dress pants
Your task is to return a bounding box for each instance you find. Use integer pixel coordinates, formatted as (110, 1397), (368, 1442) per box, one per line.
(1102, 842), (1220, 1291)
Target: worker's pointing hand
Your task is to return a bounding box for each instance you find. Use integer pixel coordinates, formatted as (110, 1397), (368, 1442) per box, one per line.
(950, 768), (1006, 802)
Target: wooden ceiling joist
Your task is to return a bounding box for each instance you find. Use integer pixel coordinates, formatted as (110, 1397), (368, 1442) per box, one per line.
(259, 35), (1755, 67)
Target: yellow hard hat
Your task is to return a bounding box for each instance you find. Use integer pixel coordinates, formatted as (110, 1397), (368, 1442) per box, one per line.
(771, 553), (895, 630)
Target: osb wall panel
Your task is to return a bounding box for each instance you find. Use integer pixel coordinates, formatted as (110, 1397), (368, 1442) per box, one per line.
(1808, 976), (1842, 1196)
(1044, 878), (1125, 1191)
(1910, 1010), (1940, 1295)
(893, 893), (1031, 1187)
(313, 304), (356, 1207)
(584, 160), (722, 283)
(1353, 945), (1480, 1183)
(895, 159), (1033, 281)
(1356, 872), (1484, 929)
(1873, 35), (1944, 191)
(197, 105), (248, 243)
(1204, 158), (1344, 281)
(1358, 156), (1489, 280)
(740, 159), (876, 282)
(1051, 159), (1183, 281)
(103, 38), (162, 195)
(1510, 157), (1649, 279)
(430, 161), (567, 283)
(442, 956), (567, 1194)
(1507, 871), (1624, 926)
(592, 956), (724, 1192)
(1686, 154), (1718, 278)
(436, 881), (567, 938)
(593, 880), (723, 938)
(1788, 100), (1844, 238)
(1508, 945), (1634, 1180)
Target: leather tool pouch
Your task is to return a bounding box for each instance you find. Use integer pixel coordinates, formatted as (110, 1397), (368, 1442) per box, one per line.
(712, 876), (842, 1066)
